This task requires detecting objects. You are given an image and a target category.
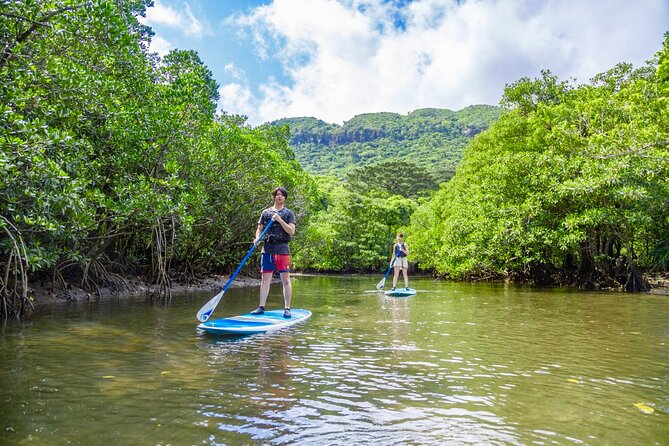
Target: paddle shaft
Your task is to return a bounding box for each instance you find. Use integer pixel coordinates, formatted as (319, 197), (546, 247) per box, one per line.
(384, 256), (398, 279)
(196, 218), (275, 321)
(222, 218), (275, 294)
(376, 255), (398, 289)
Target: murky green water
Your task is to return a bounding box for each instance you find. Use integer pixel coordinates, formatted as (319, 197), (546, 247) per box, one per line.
(1, 275), (668, 445)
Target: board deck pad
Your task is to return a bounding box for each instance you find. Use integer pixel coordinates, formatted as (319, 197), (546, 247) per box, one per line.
(198, 309), (312, 335)
(384, 288), (417, 297)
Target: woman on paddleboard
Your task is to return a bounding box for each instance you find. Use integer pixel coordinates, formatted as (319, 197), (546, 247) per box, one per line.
(251, 187), (296, 318)
(390, 233), (410, 291)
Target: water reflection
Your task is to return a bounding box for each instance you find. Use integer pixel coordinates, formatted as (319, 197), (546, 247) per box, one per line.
(196, 330), (301, 443)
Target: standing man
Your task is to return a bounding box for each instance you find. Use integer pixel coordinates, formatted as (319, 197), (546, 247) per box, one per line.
(251, 187), (296, 318)
(390, 233), (410, 291)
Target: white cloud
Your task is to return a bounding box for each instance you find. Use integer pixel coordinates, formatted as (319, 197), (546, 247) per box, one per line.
(229, 0), (669, 125)
(145, 0), (209, 38)
(148, 35), (173, 57)
(219, 83), (257, 121)
(224, 63), (246, 81)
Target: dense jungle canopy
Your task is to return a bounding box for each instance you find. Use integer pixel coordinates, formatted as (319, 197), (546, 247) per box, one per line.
(1, 1), (668, 319)
(0, 0), (314, 318)
(409, 63), (669, 289)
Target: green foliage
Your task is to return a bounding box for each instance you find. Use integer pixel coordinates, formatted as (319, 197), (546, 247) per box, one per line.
(500, 70), (572, 113)
(1, 0), (153, 270)
(0, 0), (314, 315)
(167, 119), (312, 276)
(411, 48), (669, 286)
(651, 239), (669, 270)
(347, 160), (439, 199)
(293, 175), (416, 272)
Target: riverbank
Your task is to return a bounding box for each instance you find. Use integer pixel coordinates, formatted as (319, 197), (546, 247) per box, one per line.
(24, 271), (669, 309)
(646, 272), (669, 296)
(27, 274), (265, 308)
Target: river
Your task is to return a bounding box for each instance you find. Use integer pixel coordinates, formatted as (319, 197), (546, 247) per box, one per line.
(1, 275), (668, 445)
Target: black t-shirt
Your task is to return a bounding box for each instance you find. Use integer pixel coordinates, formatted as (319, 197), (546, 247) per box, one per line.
(258, 207), (296, 254)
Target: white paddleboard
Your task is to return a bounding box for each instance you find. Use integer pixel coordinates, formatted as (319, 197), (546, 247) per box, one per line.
(198, 309), (312, 335)
(384, 288), (417, 297)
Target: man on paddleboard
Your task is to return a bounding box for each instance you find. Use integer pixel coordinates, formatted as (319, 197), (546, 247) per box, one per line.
(251, 187), (296, 318)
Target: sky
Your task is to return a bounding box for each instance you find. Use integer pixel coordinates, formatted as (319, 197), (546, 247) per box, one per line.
(142, 0), (669, 126)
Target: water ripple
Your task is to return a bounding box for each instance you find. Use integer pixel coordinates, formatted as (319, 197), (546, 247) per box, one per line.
(3, 277), (669, 445)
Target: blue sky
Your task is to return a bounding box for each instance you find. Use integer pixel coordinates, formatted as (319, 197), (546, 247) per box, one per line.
(143, 0), (669, 126)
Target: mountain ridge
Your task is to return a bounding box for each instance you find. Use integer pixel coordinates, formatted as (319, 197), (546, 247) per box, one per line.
(271, 105), (504, 182)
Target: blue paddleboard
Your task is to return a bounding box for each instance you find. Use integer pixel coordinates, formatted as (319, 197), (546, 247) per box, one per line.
(198, 309), (312, 335)
(384, 288), (417, 297)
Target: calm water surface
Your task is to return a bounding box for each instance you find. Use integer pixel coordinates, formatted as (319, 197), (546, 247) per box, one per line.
(1, 275), (668, 445)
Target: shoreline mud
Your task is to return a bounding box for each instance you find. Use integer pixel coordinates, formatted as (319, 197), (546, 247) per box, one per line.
(26, 275), (266, 309)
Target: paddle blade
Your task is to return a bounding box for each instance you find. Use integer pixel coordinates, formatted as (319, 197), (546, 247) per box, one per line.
(196, 289), (225, 322)
(376, 277), (386, 290)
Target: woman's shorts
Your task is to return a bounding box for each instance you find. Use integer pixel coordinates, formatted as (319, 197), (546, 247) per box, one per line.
(394, 257), (408, 268)
(261, 253), (291, 273)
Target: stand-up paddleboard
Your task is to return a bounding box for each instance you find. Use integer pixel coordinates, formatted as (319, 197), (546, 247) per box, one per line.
(198, 309), (312, 335)
(384, 288), (417, 297)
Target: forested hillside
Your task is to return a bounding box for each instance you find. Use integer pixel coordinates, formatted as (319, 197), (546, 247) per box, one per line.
(273, 106), (503, 182)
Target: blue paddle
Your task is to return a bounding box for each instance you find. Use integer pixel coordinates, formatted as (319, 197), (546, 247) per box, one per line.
(196, 219), (275, 322)
(376, 256), (397, 290)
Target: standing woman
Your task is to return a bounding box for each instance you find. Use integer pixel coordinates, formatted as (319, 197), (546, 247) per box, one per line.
(390, 233), (409, 290)
(251, 187), (296, 318)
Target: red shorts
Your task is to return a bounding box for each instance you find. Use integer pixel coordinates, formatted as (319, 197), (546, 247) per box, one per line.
(261, 253), (291, 273)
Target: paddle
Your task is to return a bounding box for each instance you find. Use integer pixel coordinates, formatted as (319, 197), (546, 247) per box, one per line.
(196, 219), (275, 322)
(376, 256), (397, 290)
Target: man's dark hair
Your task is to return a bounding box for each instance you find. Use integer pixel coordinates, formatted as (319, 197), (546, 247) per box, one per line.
(273, 186), (288, 199)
